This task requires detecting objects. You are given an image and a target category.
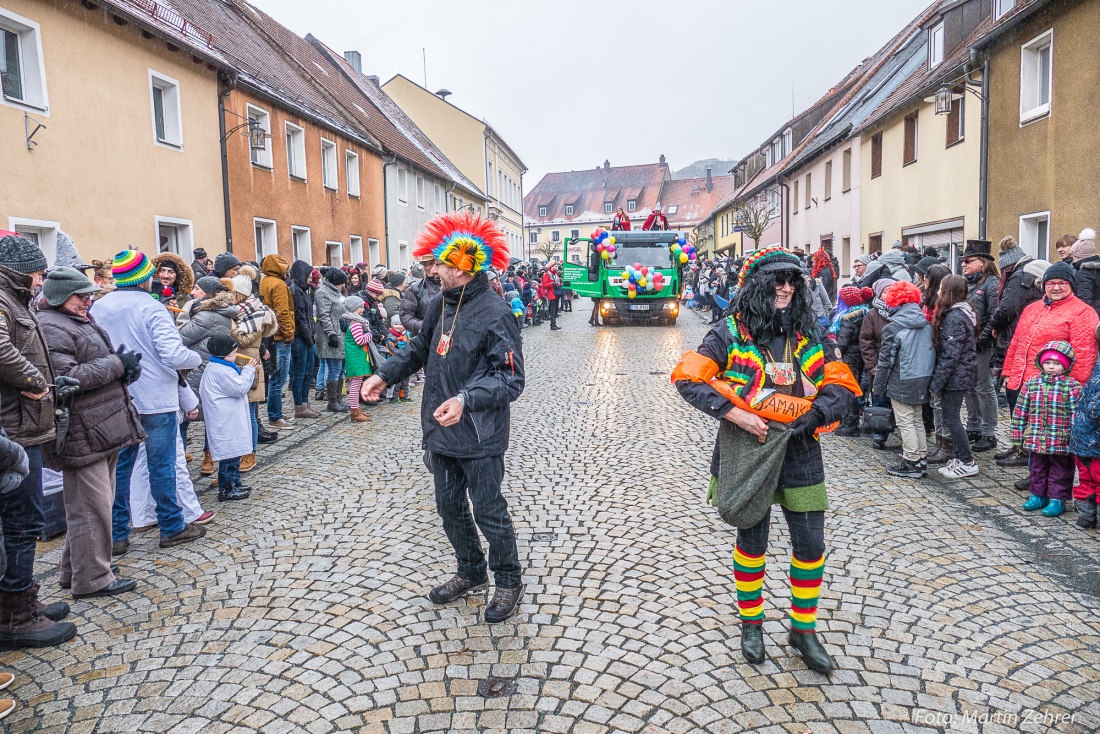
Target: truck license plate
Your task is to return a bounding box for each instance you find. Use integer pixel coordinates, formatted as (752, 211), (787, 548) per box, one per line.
(629, 304), (650, 311)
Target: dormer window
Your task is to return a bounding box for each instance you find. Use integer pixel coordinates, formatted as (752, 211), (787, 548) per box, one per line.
(604, 202), (612, 213)
(627, 200), (637, 212)
(783, 129), (793, 156)
(929, 22), (945, 67)
(772, 139), (783, 163)
(538, 206), (548, 217)
(994, 0), (1016, 20)
(565, 205), (574, 216)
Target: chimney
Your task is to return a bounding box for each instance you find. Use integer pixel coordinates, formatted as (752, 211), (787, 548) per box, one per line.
(706, 167), (713, 192)
(343, 51), (362, 75)
(366, 75), (380, 86)
(603, 160), (610, 171)
(659, 154), (666, 167)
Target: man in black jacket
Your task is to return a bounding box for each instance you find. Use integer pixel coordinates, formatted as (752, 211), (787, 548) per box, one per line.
(399, 254), (440, 336)
(287, 261), (318, 421)
(362, 214), (526, 623)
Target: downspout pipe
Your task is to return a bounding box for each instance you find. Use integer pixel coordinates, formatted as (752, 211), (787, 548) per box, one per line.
(382, 154), (397, 268)
(965, 52), (990, 240)
(777, 174), (790, 250)
(218, 86), (234, 254)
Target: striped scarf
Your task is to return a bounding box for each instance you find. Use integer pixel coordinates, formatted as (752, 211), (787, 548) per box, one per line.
(721, 315), (826, 405)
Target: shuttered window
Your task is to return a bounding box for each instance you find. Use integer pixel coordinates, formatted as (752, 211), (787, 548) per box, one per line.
(903, 111), (918, 165)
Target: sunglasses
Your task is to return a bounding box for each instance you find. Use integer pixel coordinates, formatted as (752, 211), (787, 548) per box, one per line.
(772, 272), (802, 286)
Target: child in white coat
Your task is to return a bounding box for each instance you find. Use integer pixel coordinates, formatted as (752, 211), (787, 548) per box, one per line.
(200, 334), (256, 502)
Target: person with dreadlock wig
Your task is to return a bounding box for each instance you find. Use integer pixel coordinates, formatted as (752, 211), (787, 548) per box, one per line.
(672, 246), (861, 675)
(360, 211), (526, 624)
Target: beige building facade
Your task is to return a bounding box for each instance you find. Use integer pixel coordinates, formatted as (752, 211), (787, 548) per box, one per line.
(382, 75), (526, 257)
(1, 0), (226, 265)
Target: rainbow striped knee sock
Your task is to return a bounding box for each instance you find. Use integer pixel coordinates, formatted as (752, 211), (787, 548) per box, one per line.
(733, 547), (766, 624)
(789, 555), (824, 632)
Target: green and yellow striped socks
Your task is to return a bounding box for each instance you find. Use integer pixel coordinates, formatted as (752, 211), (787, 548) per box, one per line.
(733, 547), (766, 624)
(789, 555), (824, 632)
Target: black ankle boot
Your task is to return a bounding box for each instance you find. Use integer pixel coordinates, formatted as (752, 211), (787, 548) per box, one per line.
(788, 629), (834, 674)
(740, 623), (765, 663)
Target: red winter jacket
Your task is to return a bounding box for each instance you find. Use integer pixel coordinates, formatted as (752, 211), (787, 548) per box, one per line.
(1002, 294), (1099, 390)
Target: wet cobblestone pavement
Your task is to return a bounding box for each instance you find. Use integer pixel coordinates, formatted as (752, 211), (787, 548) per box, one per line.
(5, 305), (1100, 733)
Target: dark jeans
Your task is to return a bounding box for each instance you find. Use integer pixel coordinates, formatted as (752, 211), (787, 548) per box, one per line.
(940, 390), (974, 463)
(218, 457), (241, 491)
(548, 298), (559, 327)
(266, 341), (292, 421)
(115, 411), (186, 540)
(1028, 453), (1074, 500)
(0, 445), (43, 593)
(250, 402), (259, 452)
(430, 453), (521, 588)
(290, 338), (316, 406)
(1006, 387), (1020, 415)
(736, 506), (825, 562)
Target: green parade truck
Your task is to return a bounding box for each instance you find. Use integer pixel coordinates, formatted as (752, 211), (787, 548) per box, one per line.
(560, 230), (687, 326)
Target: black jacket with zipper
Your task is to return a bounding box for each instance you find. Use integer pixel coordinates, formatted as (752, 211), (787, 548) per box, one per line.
(377, 273), (524, 458)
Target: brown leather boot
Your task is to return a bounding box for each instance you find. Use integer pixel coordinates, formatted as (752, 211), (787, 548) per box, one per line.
(200, 450), (215, 476)
(239, 453), (257, 472)
(349, 408), (370, 423)
(326, 382), (348, 413)
(0, 588), (77, 650)
(295, 403), (320, 419)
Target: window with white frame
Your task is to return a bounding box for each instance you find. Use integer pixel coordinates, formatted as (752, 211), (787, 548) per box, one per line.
(627, 200), (636, 212)
(551, 230), (560, 243)
(570, 229), (579, 240)
(156, 216), (193, 260)
(565, 205), (574, 216)
(1019, 211), (1050, 260)
(529, 230), (537, 244)
(321, 139), (337, 190)
(667, 205), (678, 215)
(0, 9), (48, 111)
(929, 22), (945, 67)
(397, 167), (409, 204)
(292, 226), (312, 264)
(995, 0), (1017, 20)
(486, 161), (494, 197)
(150, 71), (183, 148)
(1020, 30), (1053, 123)
(772, 139), (783, 163)
(253, 217), (277, 260)
(538, 206), (547, 217)
(397, 241), (409, 269)
(604, 202), (612, 214)
(349, 235), (363, 265)
(435, 183), (444, 213)
(246, 105), (272, 167)
(326, 241), (343, 266)
(345, 150), (360, 196)
(8, 217), (58, 265)
(367, 238), (380, 269)
(415, 174), (425, 210)
(783, 129), (793, 156)
(285, 122), (306, 179)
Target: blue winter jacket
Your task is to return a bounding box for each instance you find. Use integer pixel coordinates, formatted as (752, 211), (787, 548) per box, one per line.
(1069, 364), (1100, 458)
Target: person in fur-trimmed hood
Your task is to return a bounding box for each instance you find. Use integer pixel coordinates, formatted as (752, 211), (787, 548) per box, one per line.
(1071, 228), (1100, 315)
(151, 252), (193, 310)
(1013, 340), (1081, 518)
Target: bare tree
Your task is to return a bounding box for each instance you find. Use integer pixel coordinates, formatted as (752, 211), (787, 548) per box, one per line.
(535, 238), (560, 262)
(732, 193), (773, 249)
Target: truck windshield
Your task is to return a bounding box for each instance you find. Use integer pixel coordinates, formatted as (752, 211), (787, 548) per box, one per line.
(615, 246), (672, 270)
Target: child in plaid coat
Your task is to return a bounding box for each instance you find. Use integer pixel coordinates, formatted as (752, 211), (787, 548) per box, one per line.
(1012, 340), (1082, 518)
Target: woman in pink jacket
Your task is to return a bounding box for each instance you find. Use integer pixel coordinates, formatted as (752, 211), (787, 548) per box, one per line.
(1003, 262), (1099, 396)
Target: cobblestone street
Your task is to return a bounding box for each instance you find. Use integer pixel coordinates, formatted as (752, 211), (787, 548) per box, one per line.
(4, 305), (1100, 734)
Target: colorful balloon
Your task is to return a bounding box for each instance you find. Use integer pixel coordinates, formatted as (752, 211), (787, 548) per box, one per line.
(601, 250), (610, 259)
(608, 236), (616, 246)
(679, 253), (689, 263)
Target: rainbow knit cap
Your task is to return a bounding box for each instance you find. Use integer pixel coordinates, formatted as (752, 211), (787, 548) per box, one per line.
(112, 250), (154, 288)
(738, 246), (803, 288)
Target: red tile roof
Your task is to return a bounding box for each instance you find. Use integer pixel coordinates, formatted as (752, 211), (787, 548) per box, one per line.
(523, 163), (669, 227)
(659, 176), (737, 229)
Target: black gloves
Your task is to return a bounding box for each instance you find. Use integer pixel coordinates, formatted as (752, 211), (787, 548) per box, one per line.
(0, 434), (29, 495)
(54, 375), (80, 402)
(116, 345), (143, 386)
(328, 334), (340, 349)
(789, 406), (825, 439)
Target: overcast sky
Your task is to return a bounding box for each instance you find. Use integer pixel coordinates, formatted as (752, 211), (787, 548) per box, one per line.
(251, 0), (934, 188)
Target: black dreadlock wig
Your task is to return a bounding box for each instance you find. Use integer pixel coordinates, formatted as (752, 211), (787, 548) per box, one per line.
(733, 269), (816, 344)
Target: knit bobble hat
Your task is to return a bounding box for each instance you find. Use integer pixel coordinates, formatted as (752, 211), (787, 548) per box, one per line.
(365, 278), (385, 297)
(310, 268), (321, 287)
(882, 280), (922, 309)
(0, 234), (48, 274)
(388, 272), (406, 288)
(112, 250), (155, 288)
(230, 274), (253, 298)
(343, 295), (365, 314)
(998, 236), (1027, 269)
(913, 256), (941, 276)
(213, 252), (241, 277)
(206, 333), (238, 359)
(323, 267), (347, 286)
(1042, 261), (1077, 290)
(1071, 228), (1097, 259)
(839, 286), (874, 307)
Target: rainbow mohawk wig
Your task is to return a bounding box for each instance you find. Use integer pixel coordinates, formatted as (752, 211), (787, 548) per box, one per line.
(413, 211), (509, 275)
